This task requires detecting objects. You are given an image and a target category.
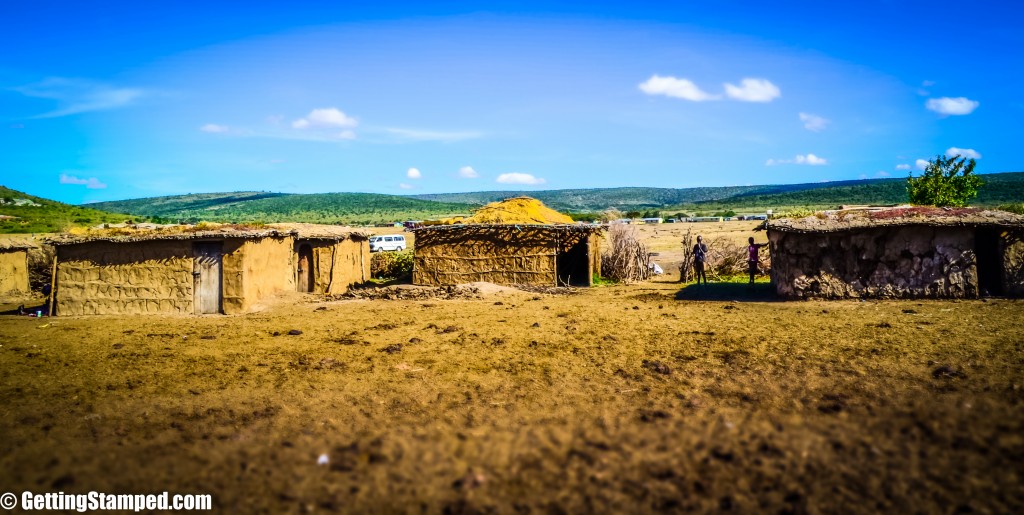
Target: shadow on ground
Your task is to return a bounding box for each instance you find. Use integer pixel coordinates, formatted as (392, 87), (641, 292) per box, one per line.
(675, 281), (780, 302)
(0, 301), (47, 316)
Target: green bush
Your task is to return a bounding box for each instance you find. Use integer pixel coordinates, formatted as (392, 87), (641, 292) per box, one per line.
(996, 203), (1024, 215)
(370, 251), (414, 280)
(907, 154), (983, 207)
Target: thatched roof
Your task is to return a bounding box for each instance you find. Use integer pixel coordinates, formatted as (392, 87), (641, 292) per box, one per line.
(414, 223), (602, 235)
(427, 197), (575, 225)
(0, 240), (33, 251)
(269, 223), (369, 241)
(48, 224), (296, 245)
(765, 207), (1024, 234)
(47, 222), (370, 246)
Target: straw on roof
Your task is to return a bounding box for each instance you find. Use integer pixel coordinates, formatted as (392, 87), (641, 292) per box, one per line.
(47, 223), (295, 245)
(0, 240), (33, 251)
(434, 197), (575, 225)
(269, 223), (369, 241)
(765, 207), (1024, 234)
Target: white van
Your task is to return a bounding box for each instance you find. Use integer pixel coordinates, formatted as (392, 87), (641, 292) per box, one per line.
(369, 234), (407, 252)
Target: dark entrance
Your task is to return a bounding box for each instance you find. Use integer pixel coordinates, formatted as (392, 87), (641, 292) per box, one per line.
(556, 240), (590, 287)
(193, 242), (223, 314)
(297, 244), (314, 292)
(975, 228), (1003, 296)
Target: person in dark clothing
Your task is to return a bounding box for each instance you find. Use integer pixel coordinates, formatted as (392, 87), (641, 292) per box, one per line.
(693, 235), (708, 284)
(747, 236), (768, 284)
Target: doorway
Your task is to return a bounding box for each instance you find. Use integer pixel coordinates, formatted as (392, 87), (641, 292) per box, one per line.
(297, 244), (314, 292)
(193, 242), (223, 314)
(556, 240), (590, 287)
(975, 228), (1003, 296)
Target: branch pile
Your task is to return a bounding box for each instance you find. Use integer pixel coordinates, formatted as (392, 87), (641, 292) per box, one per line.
(601, 224), (651, 283)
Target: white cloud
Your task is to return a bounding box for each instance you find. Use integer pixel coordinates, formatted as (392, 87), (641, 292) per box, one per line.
(638, 75), (719, 101)
(766, 154), (828, 166)
(406, 167), (422, 179)
(795, 154), (827, 165)
(922, 80), (936, 87)
(799, 112), (829, 132)
(915, 159), (930, 170)
(200, 123), (229, 133)
(876, 171), (890, 177)
(305, 108), (358, 128)
(385, 128), (482, 143)
(14, 77), (145, 118)
(399, 183), (414, 190)
(724, 78), (781, 102)
(59, 173), (107, 189)
(496, 173), (546, 185)
(926, 97), (979, 115)
(946, 147), (981, 159)
(458, 166), (479, 178)
(289, 107), (359, 139)
(895, 164), (912, 171)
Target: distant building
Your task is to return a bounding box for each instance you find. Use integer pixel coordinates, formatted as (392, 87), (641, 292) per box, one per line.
(641, 217), (663, 224)
(765, 208), (1024, 298)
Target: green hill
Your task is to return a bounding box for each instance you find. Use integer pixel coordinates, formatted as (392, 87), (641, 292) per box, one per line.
(0, 186), (141, 234)
(412, 172), (1024, 212)
(681, 172), (1024, 212)
(80, 171), (1024, 224)
(89, 192), (476, 225)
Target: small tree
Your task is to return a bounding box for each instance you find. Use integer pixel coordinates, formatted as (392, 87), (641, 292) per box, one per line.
(599, 207), (623, 222)
(906, 154), (983, 207)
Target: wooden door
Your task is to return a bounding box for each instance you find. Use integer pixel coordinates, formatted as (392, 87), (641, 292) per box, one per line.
(193, 243), (223, 314)
(297, 244), (314, 292)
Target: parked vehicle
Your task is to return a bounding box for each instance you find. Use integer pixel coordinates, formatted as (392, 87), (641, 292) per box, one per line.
(369, 235), (407, 252)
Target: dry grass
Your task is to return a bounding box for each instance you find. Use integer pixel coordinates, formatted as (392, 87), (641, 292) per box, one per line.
(1, 283), (1022, 513)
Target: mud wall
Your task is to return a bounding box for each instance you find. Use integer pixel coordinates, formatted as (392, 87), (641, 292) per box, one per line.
(228, 237), (293, 313)
(414, 228), (562, 286)
(308, 239), (368, 294)
(56, 241), (195, 315)
(0, 249), (30, 296)
(768, 226), (978, 299)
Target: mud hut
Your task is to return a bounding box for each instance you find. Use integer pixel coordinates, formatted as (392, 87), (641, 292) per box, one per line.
(764, 207), (1024, 299)
(413, 197), (602, 287)
(0, 242), (31, 296)
(284, 224), (370, 294)
(49, 227), (296, 315)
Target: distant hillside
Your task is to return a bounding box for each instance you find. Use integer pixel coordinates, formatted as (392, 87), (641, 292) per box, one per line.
(84, 171), (1024, 224)
(0, 186), (141, 234)
(681, 172), (1024, 212)
(411, 172), (1024, 212)
(90, 192), (476, 225)
(411, 186), (771, 210)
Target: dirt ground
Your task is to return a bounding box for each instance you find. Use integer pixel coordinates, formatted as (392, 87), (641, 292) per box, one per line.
(1, 221), (1022, 513)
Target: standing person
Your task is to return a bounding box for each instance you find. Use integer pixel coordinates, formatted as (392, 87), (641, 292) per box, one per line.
(693, 235), (708, 285)
(747, 237), (768, 284)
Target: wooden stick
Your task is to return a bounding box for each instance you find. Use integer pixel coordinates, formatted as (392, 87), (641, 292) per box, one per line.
(48, 251), (58, 316)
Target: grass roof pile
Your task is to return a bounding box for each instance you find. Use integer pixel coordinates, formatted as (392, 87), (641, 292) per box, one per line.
(446, 197), (574, 225)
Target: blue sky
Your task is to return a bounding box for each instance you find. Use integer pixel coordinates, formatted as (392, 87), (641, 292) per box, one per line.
(2, 1), (1021, 204)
